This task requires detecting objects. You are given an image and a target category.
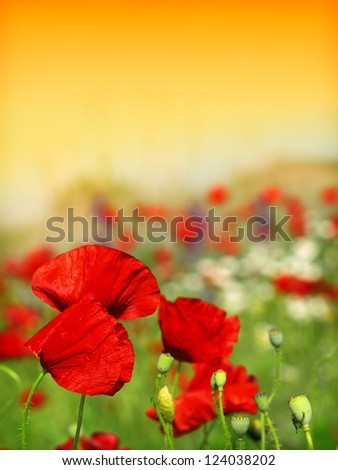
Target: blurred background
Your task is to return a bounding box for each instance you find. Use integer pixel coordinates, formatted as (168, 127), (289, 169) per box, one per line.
(1, 0), (337, 233)
(1, 0), (338, 451)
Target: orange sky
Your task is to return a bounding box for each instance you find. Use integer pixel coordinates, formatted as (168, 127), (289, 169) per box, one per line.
(1, 0), (338, 224)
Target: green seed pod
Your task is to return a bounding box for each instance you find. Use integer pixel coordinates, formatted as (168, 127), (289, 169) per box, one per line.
(210, 369), (227, 391)
(288, 393), (312, 429)
(157, 353), (174, 375)
(255, 392), (269, 412)
(269, 327), (283, 348)
(158, 386), (175, 423)
(231, 415), (250, 436)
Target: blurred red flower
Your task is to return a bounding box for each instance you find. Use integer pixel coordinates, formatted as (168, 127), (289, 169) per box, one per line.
(273, 274), (338, 301)
(0, 328), (33, 359)
(207, 185), (228, 205)
(4, 304), (40, 331)
(21, 389), (46, 408)
(146, 358), (258, 437)
(273, 274), (318, 296)
(321, 186), (338, 205)
(158, 296), (240, 363)
(32, 245), (160, 321)
(259, 186), (284, 204)
(4, 246), (54, 282)
(56, 432), (128, 450)
(26, 294), (134, 396)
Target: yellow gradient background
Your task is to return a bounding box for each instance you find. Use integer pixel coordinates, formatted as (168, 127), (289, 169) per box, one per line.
(1, 0), (338, 224)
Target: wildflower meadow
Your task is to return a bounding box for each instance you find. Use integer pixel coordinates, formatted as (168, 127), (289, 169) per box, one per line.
(0, 184), (337, 451)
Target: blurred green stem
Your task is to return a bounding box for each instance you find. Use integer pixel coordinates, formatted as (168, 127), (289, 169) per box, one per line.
(21, 369), (47, 450)
(261, 412), (266, 450)
(0, 365), (22, 420)
(236, 438), (245, 450)
(311, 345), (337, 412)
(72, 394), (86, 450)
(199, 421), (216, 450)
(269, 348), (281, 404)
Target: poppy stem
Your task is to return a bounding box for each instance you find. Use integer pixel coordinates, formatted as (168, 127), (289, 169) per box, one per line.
(21, 369), (47, 450)
(264, 411), (280, 450)
(269, 348), (281, 404)
(172, 361), (182, 398)
(236, 438), (246, 450)
(72, 394), (86, 450)
(217, 389), (232, 450)
(303, 425), (315, 450)
(261, 412), (266, 450)
(0, 365), (22, 420)
(152, 374), (174, 450)
(199, 420), (216, 450)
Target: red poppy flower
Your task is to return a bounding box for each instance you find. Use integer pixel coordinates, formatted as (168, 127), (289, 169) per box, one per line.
(56, 432), (128, 450)
(4, 246), (54, 282)
(259, 186), (283, 204)
(158, 296), (240, 363)
(5, 304), (40, 331)
(0, 328), (33, 359)
(321, 186), (338, 205)
(25, 294), (134, 396)
(273, 274), (338, 301)
(207, 185), (228, 205)
(146, 358), (258, 437)
(21, 389), (46, 408)
(273, 274), (318, 296)
(31, 245), (160, 320)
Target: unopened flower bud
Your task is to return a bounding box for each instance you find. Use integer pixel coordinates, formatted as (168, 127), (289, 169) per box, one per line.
(157, 353), (174, 375)
(158, 386), (175, 423)
(231, 415), (250, 436)
(255, 392), (269, 412)
(288, 393), (312, 429)
(269, 327), (283, 349)
(210, 369), (227, 391)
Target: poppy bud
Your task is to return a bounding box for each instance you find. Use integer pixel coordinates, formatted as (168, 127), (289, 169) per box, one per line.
(288, 393), (312, 429)
(269, 327), (283, 349)
(255, 392), (269, 412)
(158, 386), (175, 423)
(210, 369), (227, 391)
(157, 353), (174, 375)
(231, 415), (250, 436)
(269, 327), (283, 348)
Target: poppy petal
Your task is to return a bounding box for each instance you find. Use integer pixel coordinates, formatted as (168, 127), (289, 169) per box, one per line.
(25, 294), (134, 396)
(32, 245), (160, 320)
(159, 296), (240, 362)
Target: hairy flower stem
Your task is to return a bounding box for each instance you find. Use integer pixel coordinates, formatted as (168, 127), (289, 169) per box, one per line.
(21, 369), (47, 450)
(72, 394), (86, 450)
(172, 361), (182, 398)
(265, 412), (280, 450)
(236, 438), (245, 450)
(217, 389), (232, 450)
(261, 412), (266, 450)
(269, 348), (281, 404)
(304, 425), (315, 450)
(152, 374), (174, 450)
